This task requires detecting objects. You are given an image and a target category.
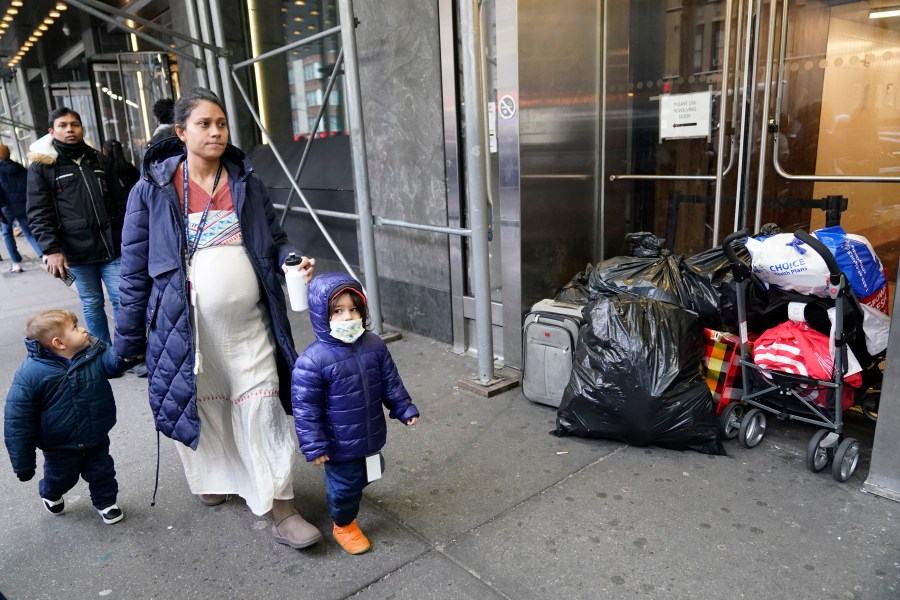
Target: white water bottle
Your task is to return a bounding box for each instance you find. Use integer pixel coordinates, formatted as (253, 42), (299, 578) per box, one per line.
(284, 253), (308, 312)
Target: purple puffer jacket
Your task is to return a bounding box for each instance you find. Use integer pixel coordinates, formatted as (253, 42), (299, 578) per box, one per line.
(291, 273), (418, 463)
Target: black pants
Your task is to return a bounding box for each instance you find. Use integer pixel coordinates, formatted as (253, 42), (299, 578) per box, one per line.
(324, 458), (369, 527)
(39, 437), (118, 511)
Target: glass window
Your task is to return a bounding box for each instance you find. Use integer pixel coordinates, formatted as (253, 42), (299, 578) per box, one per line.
(275, 0), (345, 140)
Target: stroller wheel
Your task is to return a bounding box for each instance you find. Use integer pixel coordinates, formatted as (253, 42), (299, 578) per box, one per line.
(860, 391), (879, 422)
(720, 403), (745, 440)
(805, 429), (832, 473)
(831, 438), (860, 483)
(738, 409), (766, 449)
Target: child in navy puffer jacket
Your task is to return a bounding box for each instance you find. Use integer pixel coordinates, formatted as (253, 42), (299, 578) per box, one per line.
(291, 273), (419, 554)
(4, 310), (128, 524)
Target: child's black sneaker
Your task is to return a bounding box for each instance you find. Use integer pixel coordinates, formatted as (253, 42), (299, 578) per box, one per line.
(97, 504), (124, 525)
(41, 497), (65, 514)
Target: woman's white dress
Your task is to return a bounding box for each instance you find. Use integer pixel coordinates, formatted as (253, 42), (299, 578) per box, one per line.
(174, 208), (296, 515)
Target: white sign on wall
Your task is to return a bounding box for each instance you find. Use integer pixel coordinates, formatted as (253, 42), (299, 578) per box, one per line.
(659, 91), (712, 140)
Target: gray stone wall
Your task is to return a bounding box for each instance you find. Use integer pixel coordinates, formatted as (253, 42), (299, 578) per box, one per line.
(353, 1), (452, 342)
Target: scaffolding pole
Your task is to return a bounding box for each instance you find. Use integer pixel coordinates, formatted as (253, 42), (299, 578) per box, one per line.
(337, 0), (383, 335)
(458, 0), (496, 385)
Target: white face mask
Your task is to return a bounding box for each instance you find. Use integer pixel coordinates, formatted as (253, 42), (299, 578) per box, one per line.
(329, 318), (364, 344)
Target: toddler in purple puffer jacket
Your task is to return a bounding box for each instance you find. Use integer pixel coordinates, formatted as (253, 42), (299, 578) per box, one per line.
(291, 273), (419, 555)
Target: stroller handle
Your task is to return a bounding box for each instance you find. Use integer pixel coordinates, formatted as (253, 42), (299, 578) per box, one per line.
(793, 229), (842, 285)
(722, 229), (749, 267)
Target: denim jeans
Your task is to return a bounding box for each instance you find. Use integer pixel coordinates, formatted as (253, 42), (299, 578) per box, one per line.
(323, 458), (370, 526)
(0, 210), (43, 264)
(40, 437), (118, 510)
(67, 258), (121, 345)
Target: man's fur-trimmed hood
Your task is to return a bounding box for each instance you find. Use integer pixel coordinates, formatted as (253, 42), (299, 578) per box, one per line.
(27, 133), (97, 166)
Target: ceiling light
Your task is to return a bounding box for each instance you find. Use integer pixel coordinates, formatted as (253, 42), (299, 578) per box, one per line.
(870, 6), (900, 18)
(8, 8), (18, 15)
(11, 0), (23, 6)
(56, 3), (68, 10)
(44, 18), (55, 25)
(33, 30), (43, 36)
(49, 11), (61, 18)
(28, 35), (37, 42)
(39, 24), (48, 31)
(2, 16), (13, 22)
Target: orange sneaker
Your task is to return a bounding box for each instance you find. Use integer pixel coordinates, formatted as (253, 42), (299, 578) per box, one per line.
(332, 519), (371, 555)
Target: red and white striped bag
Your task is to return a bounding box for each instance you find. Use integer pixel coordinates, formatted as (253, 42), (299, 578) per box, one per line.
(752, 320), (861, 410)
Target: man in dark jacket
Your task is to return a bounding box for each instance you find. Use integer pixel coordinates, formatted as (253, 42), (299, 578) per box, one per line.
(26, 107), (127, 345)
(0, 144), (42, 272)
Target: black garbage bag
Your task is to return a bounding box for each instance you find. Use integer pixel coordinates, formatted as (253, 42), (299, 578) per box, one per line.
(554, 263), (594, 304)
(556, 295), (725, 455)
(587, 249), (695, 309)
(625, 231), (664, 258)
(684, 241), (752, 332)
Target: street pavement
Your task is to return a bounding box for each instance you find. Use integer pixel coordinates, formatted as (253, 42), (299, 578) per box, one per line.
(0, 242), (897, 600)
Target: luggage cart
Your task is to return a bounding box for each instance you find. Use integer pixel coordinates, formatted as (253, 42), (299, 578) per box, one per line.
(719, 229), (863, 482)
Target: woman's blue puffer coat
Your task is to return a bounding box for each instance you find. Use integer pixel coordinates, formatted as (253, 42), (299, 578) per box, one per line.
(291, 273), (418, 463)
(114, 138), (300, 450)
(4, 337), (126, 474)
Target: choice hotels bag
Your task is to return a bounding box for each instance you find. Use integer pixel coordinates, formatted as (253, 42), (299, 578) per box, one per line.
(745, 233), (831, 296)
(746, 228), (886, 299)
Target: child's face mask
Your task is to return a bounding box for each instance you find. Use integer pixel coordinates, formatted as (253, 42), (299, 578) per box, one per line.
(329, 319), (364, 344)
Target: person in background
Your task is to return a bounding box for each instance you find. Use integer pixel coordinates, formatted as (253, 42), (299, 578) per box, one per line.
(149, 98), (176, 147)
(4, 310), (129, 525)
(0, 144), (42, 272)
(26, 107), (128, 346)
(292, 273), (420, 555)
(115, 88), (321, 549)
(102, 139), (141, 197)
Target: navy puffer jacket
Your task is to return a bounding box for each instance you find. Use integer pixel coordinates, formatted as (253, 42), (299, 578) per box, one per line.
(4, 337), (126, 475)
(114, 138), (300, 449)
(291, 273), (418, 463)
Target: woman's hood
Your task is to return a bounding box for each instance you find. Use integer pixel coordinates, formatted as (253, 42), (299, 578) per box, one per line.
(142, 137), (253, 187)
(307, 272), (365, 344)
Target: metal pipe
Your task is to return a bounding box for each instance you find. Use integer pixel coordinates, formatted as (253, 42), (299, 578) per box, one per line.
(598, 0), (607, 261)
(208, 0), (241, 148)
(458, 0), (495, 384)
(184, 0), (209, 88)
(278, 48), (346, 226)
(769, 1), (898, 184)
(274, 204), (360, 221)
(338, 0), (384, 334)
(733, 1), (760, 233)
(231, 27), (342, 70)
(65, 0), (205, 67)
(611, 174), (716, 182)
(71, 0), (224, 53)
(195, 0), (222, 97)
(274, 204), (474, 237)
(477, 0), (495, 240)
(752, 0), (778, 234)
(713, 0), (736, 243)
(230, 70), (363, 284)
(374, 217), (473, 237)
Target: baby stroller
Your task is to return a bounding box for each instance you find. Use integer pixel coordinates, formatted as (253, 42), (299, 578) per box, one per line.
(719, 229), (874, 482)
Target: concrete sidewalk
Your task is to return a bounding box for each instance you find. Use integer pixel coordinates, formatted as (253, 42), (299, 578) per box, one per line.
(0, 248), (898, 600)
